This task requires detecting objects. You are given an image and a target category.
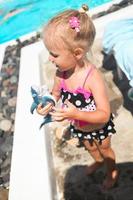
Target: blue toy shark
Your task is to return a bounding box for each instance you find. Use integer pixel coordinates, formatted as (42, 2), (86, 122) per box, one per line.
(30, 85), (56, 129)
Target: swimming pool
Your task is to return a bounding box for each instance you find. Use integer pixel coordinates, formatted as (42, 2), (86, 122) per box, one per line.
(0, 0), (112, 44)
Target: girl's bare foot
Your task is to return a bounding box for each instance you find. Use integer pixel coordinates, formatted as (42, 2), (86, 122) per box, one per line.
(85, 161), (104, 175)
(102, 169), (119, 190)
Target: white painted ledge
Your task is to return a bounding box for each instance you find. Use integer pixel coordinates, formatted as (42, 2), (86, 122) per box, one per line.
(9, 42), (56, 200)
(94, 5), (133, 38)
(90, 0), (126, 15)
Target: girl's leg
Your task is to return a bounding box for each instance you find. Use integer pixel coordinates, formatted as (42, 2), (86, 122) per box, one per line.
(82, 140), (104, 175)
(98, 136), (118, 189)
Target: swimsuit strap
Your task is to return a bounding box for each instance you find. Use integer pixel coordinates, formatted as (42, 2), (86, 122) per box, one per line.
(82, 66), (93, 88)
(61, 66), (94, 89)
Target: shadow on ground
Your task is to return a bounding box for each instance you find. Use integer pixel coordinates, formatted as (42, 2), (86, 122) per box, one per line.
(102, 54), (133, 115)
(63, 162), (133, 200)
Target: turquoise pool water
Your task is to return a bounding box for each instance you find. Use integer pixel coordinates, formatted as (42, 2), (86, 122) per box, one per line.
(0, 0), (112, 44)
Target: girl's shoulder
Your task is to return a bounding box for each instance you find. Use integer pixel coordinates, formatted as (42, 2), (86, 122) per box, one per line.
(84, 63), (97, 80)
(84, 64), (106, 89)
(88, 66), (107, 93)
(87, 64), (103, 80)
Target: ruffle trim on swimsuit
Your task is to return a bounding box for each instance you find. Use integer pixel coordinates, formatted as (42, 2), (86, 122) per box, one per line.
(68, 114), (116, 146)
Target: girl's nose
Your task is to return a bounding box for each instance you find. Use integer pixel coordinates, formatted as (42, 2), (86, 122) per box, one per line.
(49, 55), (54, 63)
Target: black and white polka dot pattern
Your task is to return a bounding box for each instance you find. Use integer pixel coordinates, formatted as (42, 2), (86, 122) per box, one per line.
(67, 114), (116, 145)
(61, 88), (116, 144)
(61, 88), (96, 110)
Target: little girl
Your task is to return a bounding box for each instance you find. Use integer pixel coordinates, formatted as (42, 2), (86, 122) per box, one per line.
(37, 5), (118, 190)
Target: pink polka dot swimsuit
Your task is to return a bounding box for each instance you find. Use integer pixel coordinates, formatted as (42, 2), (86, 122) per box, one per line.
(60, 67), (116, 144)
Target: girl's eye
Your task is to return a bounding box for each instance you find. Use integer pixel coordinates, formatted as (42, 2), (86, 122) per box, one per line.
(50, 52), (59, 58)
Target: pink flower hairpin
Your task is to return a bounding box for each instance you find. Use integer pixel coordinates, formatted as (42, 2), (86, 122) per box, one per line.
(69, 16), (80, 32)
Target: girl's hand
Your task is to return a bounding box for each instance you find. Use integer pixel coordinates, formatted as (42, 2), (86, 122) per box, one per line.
(36, 103), (53, 116)
(50, 100), (78, 122)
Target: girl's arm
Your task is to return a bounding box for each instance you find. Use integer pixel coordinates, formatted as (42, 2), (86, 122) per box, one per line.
(76, 68), (110, 124)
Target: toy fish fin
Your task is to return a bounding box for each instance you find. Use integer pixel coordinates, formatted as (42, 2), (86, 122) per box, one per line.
(30, 102), (38, 114)
(31, 86), (40, 105)
(39, 114), (53, 129)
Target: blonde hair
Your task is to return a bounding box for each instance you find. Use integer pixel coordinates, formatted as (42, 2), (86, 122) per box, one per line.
(43, 5), (96, 52)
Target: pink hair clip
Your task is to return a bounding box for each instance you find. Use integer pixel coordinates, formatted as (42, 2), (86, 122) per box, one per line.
(69, 16), (80, 32)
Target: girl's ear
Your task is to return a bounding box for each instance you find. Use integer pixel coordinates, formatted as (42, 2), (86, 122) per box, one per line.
(73, 48), (84, 60)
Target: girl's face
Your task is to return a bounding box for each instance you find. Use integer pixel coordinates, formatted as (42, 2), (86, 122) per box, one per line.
(48, 46), (77, 72)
